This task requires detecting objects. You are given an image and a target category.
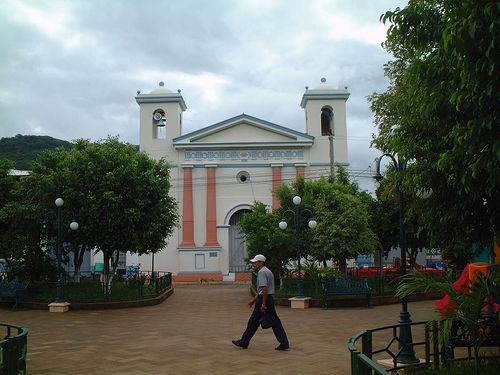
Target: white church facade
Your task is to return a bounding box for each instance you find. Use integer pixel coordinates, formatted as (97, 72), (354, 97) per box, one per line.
(135, 79), (350, 281)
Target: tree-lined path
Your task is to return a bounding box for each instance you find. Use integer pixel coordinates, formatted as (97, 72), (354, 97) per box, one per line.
(2, 285), (435, 374)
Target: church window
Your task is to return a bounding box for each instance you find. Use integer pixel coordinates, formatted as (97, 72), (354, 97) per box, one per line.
(321, 107), (333, 136)
(236, 171), (250, 184)
(152, 109), (166, 139)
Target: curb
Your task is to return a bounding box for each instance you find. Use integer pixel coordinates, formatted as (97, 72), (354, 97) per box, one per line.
(2, 288), (174, 311)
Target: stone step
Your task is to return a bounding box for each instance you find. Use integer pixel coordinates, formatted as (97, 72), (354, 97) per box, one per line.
(222, 273), (236, 282)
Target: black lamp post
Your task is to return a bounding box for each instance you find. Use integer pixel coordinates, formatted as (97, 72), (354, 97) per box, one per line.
(373, 154), (418, 364)
(151, 252), (155, 281)
(279, 196), (317, 298)
(54, 198), (79, 303)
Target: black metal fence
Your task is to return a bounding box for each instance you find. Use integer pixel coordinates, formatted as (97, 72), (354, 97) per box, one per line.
(251, 272), (324, 298)
(251, 273), (400, 299)
(25, 272), (172, 303)
(348, 320), (500, 375)
(0, 323), (28, 375)
(229, 264), (251, 273)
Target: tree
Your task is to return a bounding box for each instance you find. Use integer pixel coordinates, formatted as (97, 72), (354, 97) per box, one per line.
(12, 137), (178, 288)
(0, 159), (17, 254)
(237, 201), (294, 278)
(374, 168), (431, 269)
(0, 159), (57, 281)
(369, 0), (500, 262)
(372, 178), (399, 262)
(275, 170), (378, 273)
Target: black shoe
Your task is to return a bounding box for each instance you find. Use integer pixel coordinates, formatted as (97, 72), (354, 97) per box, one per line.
(232, 340), (248, 349)
(275, 344), (289, 351)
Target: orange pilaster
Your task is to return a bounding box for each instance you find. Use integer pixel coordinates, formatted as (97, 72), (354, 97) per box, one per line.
(204, 166), (220, 247)
(296, 165), (305, 179)
(179, 166), (196, 247)
(272, 165), (282, 210)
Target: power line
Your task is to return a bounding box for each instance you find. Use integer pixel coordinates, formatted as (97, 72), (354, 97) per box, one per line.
(165, 166), (374, 194)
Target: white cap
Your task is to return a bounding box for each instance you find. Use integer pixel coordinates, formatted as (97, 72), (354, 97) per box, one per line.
(249, 254), (266, 263)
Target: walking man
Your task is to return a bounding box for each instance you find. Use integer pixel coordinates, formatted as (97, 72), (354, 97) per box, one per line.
(232, 254), (290, 350)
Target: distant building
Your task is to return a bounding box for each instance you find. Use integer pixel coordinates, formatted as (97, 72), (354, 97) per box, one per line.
(134, 79), (350, 281)
(9, 170), (30, 177)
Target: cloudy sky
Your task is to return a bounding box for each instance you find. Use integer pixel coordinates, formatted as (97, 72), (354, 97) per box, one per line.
(0, 0), (407, 191)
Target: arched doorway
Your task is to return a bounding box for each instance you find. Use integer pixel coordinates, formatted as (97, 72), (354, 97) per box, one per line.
(228, 209), (250, 273)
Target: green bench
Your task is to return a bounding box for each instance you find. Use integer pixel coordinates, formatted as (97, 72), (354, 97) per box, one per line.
(0, 279), (29, 309)
(321, 275), (372, 309)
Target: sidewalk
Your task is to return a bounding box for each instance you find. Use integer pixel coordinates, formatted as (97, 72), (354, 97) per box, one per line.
(2, 284), (437, 375)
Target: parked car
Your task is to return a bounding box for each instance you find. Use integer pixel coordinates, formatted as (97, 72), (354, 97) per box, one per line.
(349, 258), (443, 278)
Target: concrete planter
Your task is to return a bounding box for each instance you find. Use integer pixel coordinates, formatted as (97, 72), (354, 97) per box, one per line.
(5, 288), (175, 311)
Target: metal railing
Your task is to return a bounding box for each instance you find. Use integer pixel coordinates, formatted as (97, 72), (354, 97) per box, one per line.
(252, 273), (397, 299)
(348, 320), (500, 375)
(26, 272), (172, 303)
(0, 323), (28, 375)
(349, 321), (435, 375)
(229, 264), (251, 273)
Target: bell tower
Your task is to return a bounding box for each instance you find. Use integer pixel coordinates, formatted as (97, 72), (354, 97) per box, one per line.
(300, 78), (350, 167)
(135, 81), (187, 162)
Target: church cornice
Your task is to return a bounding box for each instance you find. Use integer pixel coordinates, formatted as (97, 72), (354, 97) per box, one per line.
(174, 141), (313, 150)
(300, 92), (350, 108)
(135, 95), (187, 111)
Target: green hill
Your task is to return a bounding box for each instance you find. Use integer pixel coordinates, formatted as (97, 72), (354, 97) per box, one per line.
(0, 135), (74, 170)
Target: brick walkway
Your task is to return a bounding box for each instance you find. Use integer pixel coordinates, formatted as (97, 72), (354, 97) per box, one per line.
(2, 284), (437, 375)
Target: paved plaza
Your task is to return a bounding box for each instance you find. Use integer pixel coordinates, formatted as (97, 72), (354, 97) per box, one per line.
(2, 284), (437, 374)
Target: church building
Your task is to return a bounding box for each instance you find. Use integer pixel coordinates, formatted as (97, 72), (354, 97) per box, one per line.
(135, 79), (350, 281)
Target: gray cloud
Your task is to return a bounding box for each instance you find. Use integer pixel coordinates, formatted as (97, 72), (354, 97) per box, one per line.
(0, 0), (408, 192)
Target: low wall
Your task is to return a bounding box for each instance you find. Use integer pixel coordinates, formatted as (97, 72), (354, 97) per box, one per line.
(1, 288), (174, 311)
(173, 272), (252, 282)
(173, 273), (223, 282)
(235, 272), (252, 281)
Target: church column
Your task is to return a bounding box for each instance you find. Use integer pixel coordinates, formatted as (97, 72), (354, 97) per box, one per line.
(179, 165), (196, 247)
(295, 163), (306, 179)
(271, 164), (283, 210)
(204, 165), (220, 247)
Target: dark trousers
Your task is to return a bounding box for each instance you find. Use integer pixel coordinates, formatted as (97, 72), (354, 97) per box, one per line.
(240, 295), (289, 347)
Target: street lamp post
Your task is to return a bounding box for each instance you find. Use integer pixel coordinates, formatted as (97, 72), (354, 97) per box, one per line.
(279, 196), (317, 298)
(373, 154), (418, 364)
(54, 198), (79, 303)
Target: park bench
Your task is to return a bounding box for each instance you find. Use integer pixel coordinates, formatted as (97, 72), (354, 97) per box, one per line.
(321, 274), (372, 309)
(445, 316), (500, 359)
(0, 279), (29, 309)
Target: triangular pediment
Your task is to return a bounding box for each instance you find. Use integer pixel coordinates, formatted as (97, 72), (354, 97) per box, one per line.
(173, 114), (313, 149)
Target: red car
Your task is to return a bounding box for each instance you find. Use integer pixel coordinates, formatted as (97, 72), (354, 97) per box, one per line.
(350, 258), (443, 278)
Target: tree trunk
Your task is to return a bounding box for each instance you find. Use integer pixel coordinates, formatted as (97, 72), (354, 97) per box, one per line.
(473, 345), (480, 375)
(72, 244), (87, 282)
(339, 258), (347, 275)
(102, 251), (120, 294)
(408, 248), (419, 269)
(74, 265), (81, 283)
(102, 251), (117, 295)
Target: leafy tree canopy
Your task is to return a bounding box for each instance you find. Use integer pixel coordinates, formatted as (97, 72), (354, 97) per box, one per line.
(237, 201), (295, 277)
(1, 137), (178, 284)
(275, 169), (378, 272)
(369, 0), (499, 255)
